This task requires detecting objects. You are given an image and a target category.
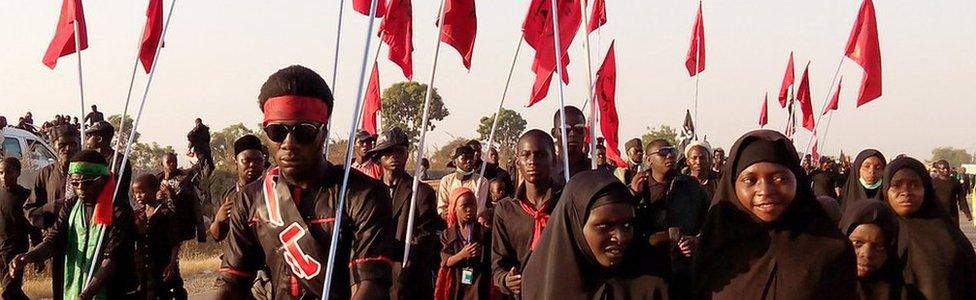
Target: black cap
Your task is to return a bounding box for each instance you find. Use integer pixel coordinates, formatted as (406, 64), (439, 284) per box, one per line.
(365, 127), (409, 160)
(446, 145), (475, 168)
(233, 134), (264, 157)
(356, 129), (377, 142)
(85, 121), (114, 135)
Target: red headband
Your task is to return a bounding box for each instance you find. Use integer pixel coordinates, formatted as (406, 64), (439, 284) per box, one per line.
(262, 95), (331, 126)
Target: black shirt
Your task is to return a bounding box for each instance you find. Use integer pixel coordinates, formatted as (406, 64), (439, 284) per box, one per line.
(0, 185), (30, 255)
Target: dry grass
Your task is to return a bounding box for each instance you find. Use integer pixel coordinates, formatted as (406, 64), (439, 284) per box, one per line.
(22, 241), (222, 299)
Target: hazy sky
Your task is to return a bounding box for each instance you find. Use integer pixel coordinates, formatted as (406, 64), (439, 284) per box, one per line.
(2, 0), (974, 163)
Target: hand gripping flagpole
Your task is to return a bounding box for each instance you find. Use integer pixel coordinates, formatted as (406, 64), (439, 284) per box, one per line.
(84, 0), (177, 289)
(73, 17), (87, 148)
(403, 0), (449, 269)
(551, 0), (572, 183)
(476, 38), (524, 186)
(579, 0), (598, 170)
(804, 57), (845, 154)
(323, 0), (347, 158)
(323, 0), (381, 296)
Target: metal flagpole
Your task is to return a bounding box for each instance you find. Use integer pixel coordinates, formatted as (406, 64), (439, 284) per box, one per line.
(403, 0), (449, 269)
(579, 0), (598, 170)
(804, 57), (845, 154)
(111, 54), (140, 170)
(551, 0), (571, 183)
(84, 0), (177, 289)
(820, 111), (835, 151)
(73, 19), (87, 147)
(111, 20), (154, 170)
(323, 0), (381, 295)
(323, 0), (347, 158)
(475, 37), (524, 189)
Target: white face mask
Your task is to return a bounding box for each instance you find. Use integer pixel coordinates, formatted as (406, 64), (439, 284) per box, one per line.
(860, 177), (882, 190)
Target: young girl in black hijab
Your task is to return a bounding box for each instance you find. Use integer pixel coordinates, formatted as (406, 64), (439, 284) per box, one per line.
(839, 200), (902, 299)
(693, 130), (856, 299)
(521, 170), (669, 300)
(841, 149), (886, 211)
(881, 156), (976, 299)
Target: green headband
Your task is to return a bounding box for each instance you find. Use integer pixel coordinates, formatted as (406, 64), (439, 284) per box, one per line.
(68, 162), (110, 176)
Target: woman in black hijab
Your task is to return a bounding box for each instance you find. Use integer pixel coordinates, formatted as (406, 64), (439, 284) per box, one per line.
(693, 130), (856, 299)
(521, 170), (669, 300)
(881, 156), (976, 299)
(841, 149), (887, 211)
(839, 200), (902, 299)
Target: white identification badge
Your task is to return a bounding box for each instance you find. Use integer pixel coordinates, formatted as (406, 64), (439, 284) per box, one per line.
(461, 267), (474, 285)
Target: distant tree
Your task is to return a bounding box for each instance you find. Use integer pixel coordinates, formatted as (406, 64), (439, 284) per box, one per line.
(129, 142), (175, 174)
(326, 139), (350, 164)
(641, 125), (679, 147)
(930, 147), (974, 168)
(476, 108), (527, 159)
(430, 138), (468, 169)
(107, 114), (140, 150)
(380, 82), (450, 145)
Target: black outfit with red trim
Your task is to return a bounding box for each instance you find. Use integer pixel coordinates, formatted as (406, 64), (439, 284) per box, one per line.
(216, 163), (394, 299)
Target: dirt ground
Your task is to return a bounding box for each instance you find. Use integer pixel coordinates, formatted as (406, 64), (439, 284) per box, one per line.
(23, 242), (222, 299)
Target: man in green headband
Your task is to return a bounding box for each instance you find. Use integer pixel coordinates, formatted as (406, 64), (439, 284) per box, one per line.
(9, 150), (137, 299)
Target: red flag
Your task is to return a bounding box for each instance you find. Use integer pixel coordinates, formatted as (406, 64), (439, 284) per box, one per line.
(823, 77), (841, 115)
(777, 52), (795, 107)
(523, 0), (582, 107)
(139, 0), (164, 73)
(594, 42), (626, 168)
(759, 93), (769, 128)
(845, 0), (882, 107)
(796, 63), (815, 131)
(587, 0), (606, 33)
(379, 0), (413, 80)
(92, 175), (117, 225)
(361, 63), (381, 135)
(354, 0), (387, 17)
(685, 1), (705, 76)
(43, 0), (88, 69)
(438, 0), (477, 70)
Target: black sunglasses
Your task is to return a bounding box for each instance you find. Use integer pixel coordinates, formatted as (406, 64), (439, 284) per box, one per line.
(649, 147), (677, 157)
(69, 176), (104, 188)
(263, 123), (325, 144)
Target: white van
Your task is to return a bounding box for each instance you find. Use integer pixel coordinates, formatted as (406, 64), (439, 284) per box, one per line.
(1, 126), (58, 187)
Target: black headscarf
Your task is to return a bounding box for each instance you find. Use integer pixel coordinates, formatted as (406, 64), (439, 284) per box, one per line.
(693, 130), (856, 299)
(880, 157), (976, 299)
(521, 170), (669, 300)
(838, 199), (902, 299)
(841, 149), (886, 211)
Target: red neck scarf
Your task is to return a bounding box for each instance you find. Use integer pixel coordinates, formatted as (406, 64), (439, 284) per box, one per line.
(517, 190), (555, 251)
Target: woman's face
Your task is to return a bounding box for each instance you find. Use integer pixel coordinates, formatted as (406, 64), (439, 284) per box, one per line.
(860, 156), (885, 185)
(583, 201), (634, 269)
(734, 162), (797, 223)
(849, 223), (888, 279)
(886, 169), (925, 217)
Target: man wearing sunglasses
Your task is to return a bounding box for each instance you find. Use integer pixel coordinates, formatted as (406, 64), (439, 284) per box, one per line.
(629, 139), (709, 299)
(23, 125), (81, 298)
(549, 106), (591, 183)
(216, 65), (393, 299)
(11, 150), (138, 299)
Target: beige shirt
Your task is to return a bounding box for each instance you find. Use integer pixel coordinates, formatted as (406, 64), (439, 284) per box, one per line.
(437, 172), (489, 216)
